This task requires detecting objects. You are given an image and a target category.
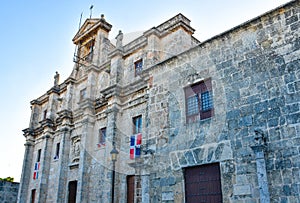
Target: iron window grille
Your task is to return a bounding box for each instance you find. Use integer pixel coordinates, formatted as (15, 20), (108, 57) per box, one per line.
(185, 78), (214, 123)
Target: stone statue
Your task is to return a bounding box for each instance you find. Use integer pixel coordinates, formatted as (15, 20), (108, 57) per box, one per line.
(72, 138), (80, 159)
(54, 71), (60, 87)
(115, 30), (123, 49)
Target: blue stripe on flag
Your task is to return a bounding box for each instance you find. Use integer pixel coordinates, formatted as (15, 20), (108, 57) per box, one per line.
(130, 136), (135, 146)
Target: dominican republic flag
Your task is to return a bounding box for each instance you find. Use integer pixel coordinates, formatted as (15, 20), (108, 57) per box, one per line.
(33, 162), (40, 180)
(130, 133), (142, 159)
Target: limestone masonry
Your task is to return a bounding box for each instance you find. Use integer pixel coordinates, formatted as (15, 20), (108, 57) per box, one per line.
(0, 180), (19, 203)
(18, 1), (300, 202)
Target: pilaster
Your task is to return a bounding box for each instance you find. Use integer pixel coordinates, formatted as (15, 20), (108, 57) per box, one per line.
(37, 133), (53, 203)
(250, 129), (270, 203)
(76, 115), (95, 203)
(55, 126), (71, 203)
(17, 139), (34, 203)
(109, 49), (124, 86)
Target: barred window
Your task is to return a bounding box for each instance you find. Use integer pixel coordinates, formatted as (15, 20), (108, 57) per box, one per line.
(187, 95), (199, 116)
(185, 78), (214, 123)
(201, 91), (213, 112)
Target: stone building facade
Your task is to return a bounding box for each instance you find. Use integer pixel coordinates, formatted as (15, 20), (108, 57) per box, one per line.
(18, 1), (300, 202)
(0, 180), (19, 203)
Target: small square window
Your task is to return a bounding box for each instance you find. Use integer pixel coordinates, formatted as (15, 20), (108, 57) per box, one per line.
(134, 59), (143, 76)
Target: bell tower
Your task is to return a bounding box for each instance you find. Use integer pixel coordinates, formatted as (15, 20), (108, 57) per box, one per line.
(72, 14), (112, 69)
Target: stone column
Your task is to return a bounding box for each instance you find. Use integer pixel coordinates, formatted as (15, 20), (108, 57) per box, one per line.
(250, 129), (270, 203)
(76, 116), (94, 203)
(55, 126), (71, 203)
(105, 106), (119, 203)
(37, 133), (53, 203)
(17, 139), (34, 203)
(109, 48), (124, 86)
(141, 174), (150, 203)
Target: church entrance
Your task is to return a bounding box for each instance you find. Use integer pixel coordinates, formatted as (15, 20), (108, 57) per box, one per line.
(184, 163), (222, 203)
(127, 175), (135, 203)
(68, 180), (77, 203)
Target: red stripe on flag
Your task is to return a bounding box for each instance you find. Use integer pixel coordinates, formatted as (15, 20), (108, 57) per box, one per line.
(136, 133), (142, 145)
(130, 148), (135, 160)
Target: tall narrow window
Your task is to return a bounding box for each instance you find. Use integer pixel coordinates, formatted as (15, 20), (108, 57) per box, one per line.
(37, 149), (41, 162)
(33, 149), (41, 180)
(130, 116), (142, 159)
(54, 143), (60, 159)
(185, 78), (214, 123)
(98, 127), (106, 147)
(80, 88), (86, 102)
(134, 59), (143, 76)
(43, 110), (47, 120)
(84, 39), (94, 62)
(133, 115), (142, 134)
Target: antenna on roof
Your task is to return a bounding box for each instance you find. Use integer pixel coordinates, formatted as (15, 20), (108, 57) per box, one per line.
(78, 12), (83, 30)
(74, 12), (83, 67)
(90, 5), (94, 19)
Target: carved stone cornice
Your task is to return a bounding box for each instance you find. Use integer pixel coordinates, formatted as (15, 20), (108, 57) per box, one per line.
(39, 118), (54, 128)
(108, 48), (124, 58)
(100, 84), (122, 98)
(65, 77), (76, 85)
(47, 86), (60, 94)
(56, 109), (73, 126)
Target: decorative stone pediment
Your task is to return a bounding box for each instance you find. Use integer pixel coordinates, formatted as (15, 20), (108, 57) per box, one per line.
(73, 16), (112, 44)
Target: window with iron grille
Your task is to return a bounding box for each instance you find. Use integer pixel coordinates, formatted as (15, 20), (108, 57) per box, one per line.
(134, 59), (143, 76)
(133, 115), (142, 134)
(185, 78), (214, 123)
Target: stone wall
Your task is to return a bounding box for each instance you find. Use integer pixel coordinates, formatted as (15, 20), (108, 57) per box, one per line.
(18, 1), (300, 202)
(141, 1), (300, 202)
(0, 180), (19, 203)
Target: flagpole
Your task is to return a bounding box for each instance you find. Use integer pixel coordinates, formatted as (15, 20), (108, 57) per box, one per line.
(90, 5), (94, 19)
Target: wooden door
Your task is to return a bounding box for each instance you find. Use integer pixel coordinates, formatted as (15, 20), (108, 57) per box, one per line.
(184, 163), (222, 203)
(31, 189), (36, 203)
(127, 175), (135, 203)
(68, 181), (77, 203)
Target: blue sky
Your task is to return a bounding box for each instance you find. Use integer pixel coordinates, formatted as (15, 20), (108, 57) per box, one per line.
(0, 0), (291, 182)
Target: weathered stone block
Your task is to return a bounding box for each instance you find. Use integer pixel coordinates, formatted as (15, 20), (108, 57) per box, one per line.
(162, 191), (174, 201)
(233, 184), (252, 196)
